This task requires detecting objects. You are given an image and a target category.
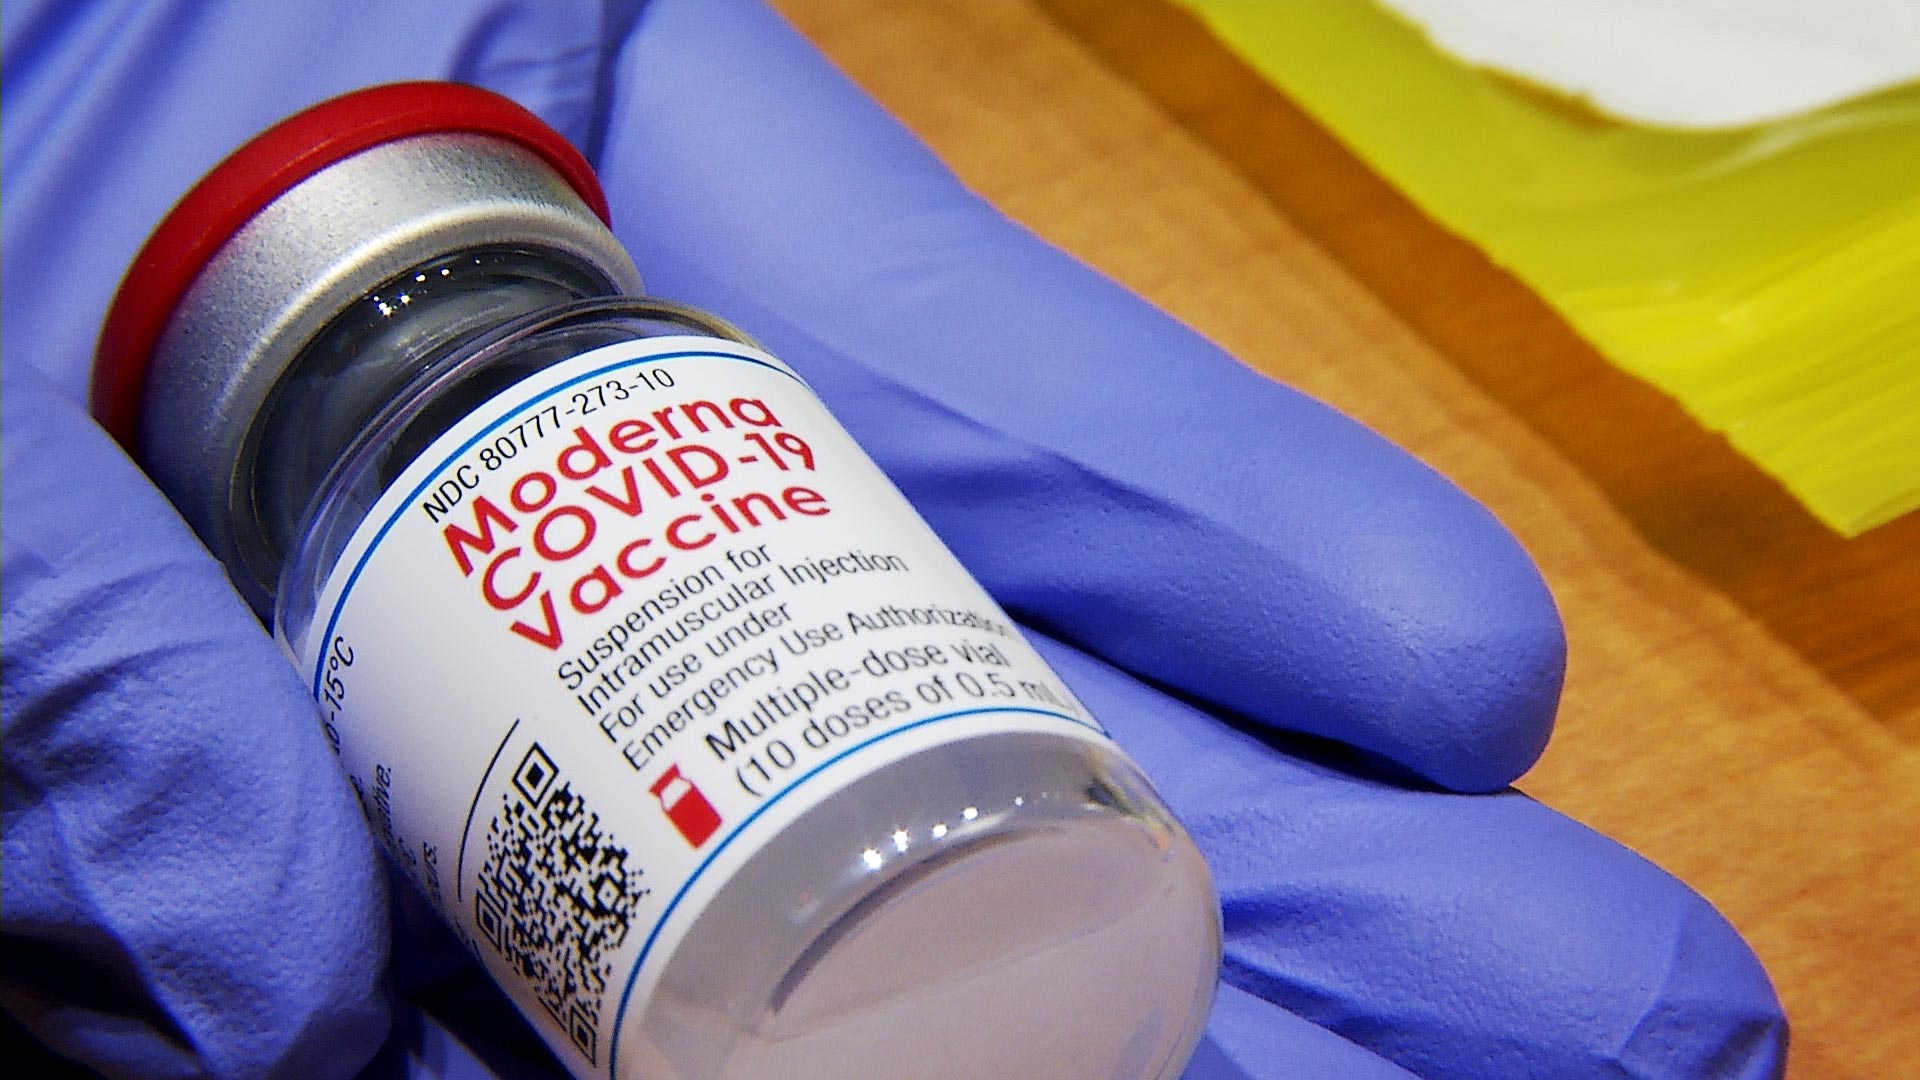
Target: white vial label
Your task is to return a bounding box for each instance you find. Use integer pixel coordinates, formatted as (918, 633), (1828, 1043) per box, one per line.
(296, 336), (1111, 1078)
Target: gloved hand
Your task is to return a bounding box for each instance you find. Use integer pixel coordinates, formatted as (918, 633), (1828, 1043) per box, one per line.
(0, 1), (1787, 1078)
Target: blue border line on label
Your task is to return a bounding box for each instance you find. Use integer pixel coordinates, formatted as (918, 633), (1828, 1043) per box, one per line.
(308, 346), (803, 696)
(603, 703), (1099, 1077)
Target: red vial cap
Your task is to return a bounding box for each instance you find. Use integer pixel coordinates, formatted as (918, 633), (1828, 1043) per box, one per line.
(91, 81), (611, 449)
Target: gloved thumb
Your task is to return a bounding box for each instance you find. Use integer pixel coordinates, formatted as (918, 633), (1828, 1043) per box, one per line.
(2, 360), (390, 1079)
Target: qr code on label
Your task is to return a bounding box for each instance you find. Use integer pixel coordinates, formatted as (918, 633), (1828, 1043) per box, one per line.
(475, 743), (648, 1064)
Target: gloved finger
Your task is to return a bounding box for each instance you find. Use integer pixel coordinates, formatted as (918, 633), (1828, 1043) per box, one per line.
(1185, 984), (1420, 1080)
(0, 0), (609, 400)
(1028, 633), (1786, 1080)
(596, 0), (1563, 793)
(1, 362), (390, 1077)
(0, 7), (601, 1074)
(362, 938), (555, 1080)
(374, 870), (562, 1080)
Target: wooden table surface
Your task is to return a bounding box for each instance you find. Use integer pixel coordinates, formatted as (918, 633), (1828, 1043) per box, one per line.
(776, 2), (1920, 1076)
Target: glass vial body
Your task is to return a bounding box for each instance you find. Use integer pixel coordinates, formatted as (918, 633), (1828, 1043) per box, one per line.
(95, 84), (1221, 1080)
(264, 269), (1219, 1080)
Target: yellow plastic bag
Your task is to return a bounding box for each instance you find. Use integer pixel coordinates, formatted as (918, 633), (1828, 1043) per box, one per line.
(1180, 0), (1920, 535)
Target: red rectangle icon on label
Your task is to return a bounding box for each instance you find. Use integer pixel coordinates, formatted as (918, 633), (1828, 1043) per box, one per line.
(649, 764), (722, 848)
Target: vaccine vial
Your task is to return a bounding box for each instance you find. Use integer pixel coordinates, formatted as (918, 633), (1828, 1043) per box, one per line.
(92, 84), (1220, 1079)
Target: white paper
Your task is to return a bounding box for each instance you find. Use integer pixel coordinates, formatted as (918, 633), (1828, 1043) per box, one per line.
(1381, 0), (1920, 128)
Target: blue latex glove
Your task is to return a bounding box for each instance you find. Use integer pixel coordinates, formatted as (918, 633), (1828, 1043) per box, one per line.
(0, 1), (1786, 1078)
